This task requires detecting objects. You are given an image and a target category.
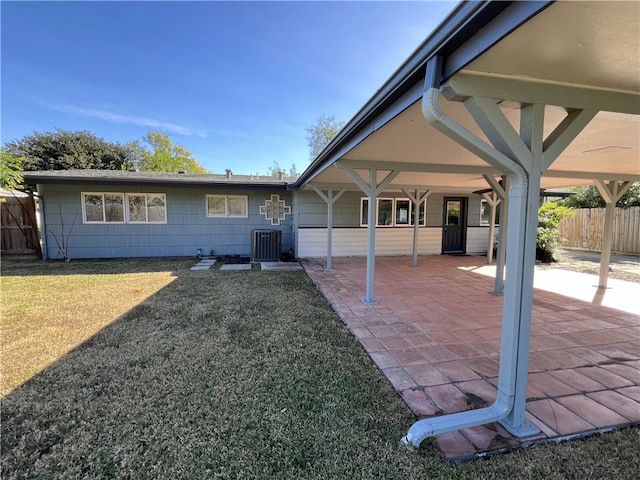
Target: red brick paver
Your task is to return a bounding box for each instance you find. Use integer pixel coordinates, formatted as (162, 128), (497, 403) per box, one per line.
(302, 255), (640, 460)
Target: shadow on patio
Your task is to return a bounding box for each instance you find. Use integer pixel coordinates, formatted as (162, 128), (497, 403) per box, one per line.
(301, 255), (640, 460)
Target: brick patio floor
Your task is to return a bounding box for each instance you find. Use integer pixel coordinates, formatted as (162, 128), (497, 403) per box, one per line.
(301, 255), (640, 460)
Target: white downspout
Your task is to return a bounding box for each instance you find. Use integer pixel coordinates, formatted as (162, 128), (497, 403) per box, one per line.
(495, 175), (509, 295)
(403, 86), (530, 448)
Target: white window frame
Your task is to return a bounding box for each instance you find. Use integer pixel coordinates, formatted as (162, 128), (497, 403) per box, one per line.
(361, 197), (394, 227)
(206, 194), (248, 218)
(81, 192), (125, 224)
(206, 195), (228, 217)
(360, 197), (427, 227)
(412, 199), (427, 227)
(82, 192), (166, 224)
(480, 199), (500, 226)
(126, 193), (167, 224)
(395, 198), (412, 227)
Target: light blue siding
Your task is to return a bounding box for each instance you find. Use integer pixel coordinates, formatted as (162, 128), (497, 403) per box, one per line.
(297, 190), (489, 228)
(39, 183), (294, 259)
(295, 190), (492, 256)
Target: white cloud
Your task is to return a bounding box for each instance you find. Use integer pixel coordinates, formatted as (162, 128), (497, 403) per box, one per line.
(39, 99), (196, 136)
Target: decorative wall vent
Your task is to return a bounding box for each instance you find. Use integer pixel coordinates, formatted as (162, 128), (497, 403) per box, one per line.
(260, 194), (291, 225)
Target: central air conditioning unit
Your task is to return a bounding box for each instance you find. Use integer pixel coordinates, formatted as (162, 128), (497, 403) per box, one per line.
(251, 229), (281, 262)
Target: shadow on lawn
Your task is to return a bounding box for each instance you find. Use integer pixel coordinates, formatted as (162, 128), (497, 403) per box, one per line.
(1, 261), (431, 479)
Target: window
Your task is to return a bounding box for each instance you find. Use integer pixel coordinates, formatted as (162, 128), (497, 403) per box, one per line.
(206, 195), (248, 218)
(395, 200), (410, 225)
(480, 199), (500, 225)
(412, 200), (426, 226)
(378, 199), (393, 226)
(82, 193), (165, 223)
(361, 198), (394, 226)
(127, 194), (167, 223)
(446, 200), (461, 226)
(361, 198), (426, 227)
(82, 193), (124, 223)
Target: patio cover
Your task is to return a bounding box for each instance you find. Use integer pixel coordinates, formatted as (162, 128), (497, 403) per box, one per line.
(292, 1), (639, 446)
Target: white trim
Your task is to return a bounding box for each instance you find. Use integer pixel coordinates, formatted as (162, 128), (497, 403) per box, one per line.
(81, 192), (125, 224)
(127, 193), (167, 224)
(205, 194), (248, 218)
(360, 197), (427, 227)
(206, 194), (227, 217)
(480, 198), (500, 225)
(82, 192), (166, 224)
(227, 195), (248, 218)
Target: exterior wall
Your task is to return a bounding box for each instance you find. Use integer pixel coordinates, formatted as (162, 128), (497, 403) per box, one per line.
(298, 227), (442, 257)
(466, 226), (500, 254)
(296, 190), (496, 256)
(296, 190), (362, 227)
(39, 183), (294, 259)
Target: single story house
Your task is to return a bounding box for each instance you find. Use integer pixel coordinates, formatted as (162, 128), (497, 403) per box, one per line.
(19, 0), (640, 448)
(23, 168), (501, 261)
(22, 169), (297, 260)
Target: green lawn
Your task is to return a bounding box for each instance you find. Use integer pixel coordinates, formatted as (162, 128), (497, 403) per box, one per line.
(1, 259), (638, 479)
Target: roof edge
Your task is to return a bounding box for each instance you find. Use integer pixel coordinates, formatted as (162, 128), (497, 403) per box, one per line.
(292, 0), (553, 189)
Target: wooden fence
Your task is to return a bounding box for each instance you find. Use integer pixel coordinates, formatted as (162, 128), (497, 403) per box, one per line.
(558, 207), (640, 254)
(1, 195), (41, 258)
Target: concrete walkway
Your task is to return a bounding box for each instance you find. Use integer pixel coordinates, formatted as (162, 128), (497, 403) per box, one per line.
(470, 263), (640, 316)
(301, 255), (640, 460)
(190, 258), (216, 270)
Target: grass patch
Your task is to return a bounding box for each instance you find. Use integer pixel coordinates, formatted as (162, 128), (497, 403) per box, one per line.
(1, 258), (192, 395)
(1, 259), (638, 479)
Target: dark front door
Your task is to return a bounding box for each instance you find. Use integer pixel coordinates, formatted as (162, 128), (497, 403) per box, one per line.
(442, 197), (467, 253)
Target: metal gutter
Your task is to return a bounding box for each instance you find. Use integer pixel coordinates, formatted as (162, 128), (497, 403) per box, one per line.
(292, 0), (554, 189)
(22, 174), (290, 190)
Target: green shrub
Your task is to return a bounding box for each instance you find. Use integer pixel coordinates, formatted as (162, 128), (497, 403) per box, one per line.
(536, 202), (575, 262)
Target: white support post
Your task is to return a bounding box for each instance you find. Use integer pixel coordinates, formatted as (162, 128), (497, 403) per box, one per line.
(594, 180), (631, 288)
(342, 167), (399, 304)
(365, 169), (377, 303)
(483, 174), (508, 292)
(403, 76), (597, 448)
(402, 189), (431, 267)
(311, 186), (345, 270)
(480, 191), (500, 263)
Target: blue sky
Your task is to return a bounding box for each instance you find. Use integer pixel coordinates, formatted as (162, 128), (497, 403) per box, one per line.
(1, 1), (456, 174)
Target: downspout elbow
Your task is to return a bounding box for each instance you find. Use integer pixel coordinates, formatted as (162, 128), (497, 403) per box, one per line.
(402, 399), (512, 449)
(421, 86), (528, 194)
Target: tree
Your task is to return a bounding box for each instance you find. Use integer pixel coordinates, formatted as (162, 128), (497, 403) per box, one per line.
(4, 129), (134, 171)
(618, 182), (640, 207)
(134, 131), (207, 173)
(560, 183), (640, 208)
(0, 148), (24, 190)
(266, 161), (298, 178)
(305, 115), (345, 160)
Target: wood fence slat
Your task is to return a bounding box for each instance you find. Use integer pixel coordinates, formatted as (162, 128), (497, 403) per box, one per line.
(558, 207), (640, 254)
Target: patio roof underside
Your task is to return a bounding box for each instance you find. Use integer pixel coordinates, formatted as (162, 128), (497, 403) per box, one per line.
(300, 1), (640, 192)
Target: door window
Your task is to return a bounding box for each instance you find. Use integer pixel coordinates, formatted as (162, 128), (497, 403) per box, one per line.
(446, 200), (461, 226)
